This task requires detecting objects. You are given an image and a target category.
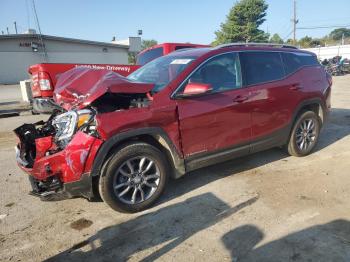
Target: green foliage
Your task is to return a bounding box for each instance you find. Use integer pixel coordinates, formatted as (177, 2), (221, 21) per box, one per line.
(141, 39), (158, 50)
(269, 33), (283, 44)
(298, 36), (313, 48)
(213, 0), (269, 45)
(128, 39), (158, 64)
(329, 28), (350, 40)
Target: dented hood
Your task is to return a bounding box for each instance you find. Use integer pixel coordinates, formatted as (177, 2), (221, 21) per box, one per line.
(53, 67), (153, 110)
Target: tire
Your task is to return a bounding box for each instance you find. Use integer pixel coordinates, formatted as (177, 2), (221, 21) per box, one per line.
(287, 111), (321, 157)
(98, 142), (169, 213)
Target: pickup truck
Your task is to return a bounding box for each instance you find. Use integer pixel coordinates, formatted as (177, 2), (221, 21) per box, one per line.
(29, 43), (209, 114)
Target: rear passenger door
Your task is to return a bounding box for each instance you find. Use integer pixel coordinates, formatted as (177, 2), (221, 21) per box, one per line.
(239, 51), (298, 151)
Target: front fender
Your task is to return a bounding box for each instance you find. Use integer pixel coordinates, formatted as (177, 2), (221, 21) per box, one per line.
(90, 127), (185, 179)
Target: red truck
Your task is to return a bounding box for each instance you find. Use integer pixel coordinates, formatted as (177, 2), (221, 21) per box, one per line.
(29, 43), (208, 113)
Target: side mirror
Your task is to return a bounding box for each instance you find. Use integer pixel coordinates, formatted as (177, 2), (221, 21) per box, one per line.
(178, 82), (212, 98)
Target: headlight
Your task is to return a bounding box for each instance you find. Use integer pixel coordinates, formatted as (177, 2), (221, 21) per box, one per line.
(52, 109), (93, 147)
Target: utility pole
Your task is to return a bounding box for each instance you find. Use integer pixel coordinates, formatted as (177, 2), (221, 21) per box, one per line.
(14, 21), (18, 34)
(341, 33), (345, 45)
(291, 0), (299, 45)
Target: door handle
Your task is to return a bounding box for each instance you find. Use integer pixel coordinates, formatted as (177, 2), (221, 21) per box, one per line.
(232, 95), (248, 103)
(289, 83), (303, 91)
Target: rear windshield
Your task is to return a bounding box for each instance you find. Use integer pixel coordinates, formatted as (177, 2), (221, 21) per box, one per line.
(136, 47), (164, 66)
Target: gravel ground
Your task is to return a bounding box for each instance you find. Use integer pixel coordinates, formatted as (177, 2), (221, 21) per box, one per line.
(0, 75), (350, 262)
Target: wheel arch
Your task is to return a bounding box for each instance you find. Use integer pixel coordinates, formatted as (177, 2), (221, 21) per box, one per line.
(293, 98), (326, 126)
(90, 127), (186, 180)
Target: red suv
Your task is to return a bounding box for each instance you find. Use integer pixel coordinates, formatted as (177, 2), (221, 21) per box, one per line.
(15, 43), (331, 213)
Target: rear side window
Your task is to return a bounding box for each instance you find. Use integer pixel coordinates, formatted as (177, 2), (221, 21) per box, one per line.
(282, 52), (319, 75)
(136, 47), (164, 66)
(239, 52), (285, 86)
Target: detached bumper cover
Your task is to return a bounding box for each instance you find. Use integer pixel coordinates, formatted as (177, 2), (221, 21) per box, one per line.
(15, 129), (103, 200)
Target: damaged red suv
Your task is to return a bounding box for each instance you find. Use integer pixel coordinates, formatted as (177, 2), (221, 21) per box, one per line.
(15, 43), (331, 212)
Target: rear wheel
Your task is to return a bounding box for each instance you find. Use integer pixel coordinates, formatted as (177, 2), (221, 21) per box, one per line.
(99, 142), (169, 213)
(287, 111), (321, 157)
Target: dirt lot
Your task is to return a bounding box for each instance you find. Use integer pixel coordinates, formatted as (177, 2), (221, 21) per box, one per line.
(1, 75), (350, 262)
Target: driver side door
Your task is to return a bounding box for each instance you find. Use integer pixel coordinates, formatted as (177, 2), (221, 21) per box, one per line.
(174, 52), (252, 166)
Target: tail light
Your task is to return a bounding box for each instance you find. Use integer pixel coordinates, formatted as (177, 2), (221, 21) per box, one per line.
(38, 72), (53, 91)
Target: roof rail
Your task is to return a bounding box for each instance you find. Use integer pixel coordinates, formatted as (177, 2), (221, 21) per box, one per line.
(216, 42), (298, 50)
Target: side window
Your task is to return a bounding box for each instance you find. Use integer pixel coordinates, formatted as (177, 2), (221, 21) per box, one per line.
(282, 52), (319, 75)
(187, 53), (242, 92)
(240, 52), (285, 86)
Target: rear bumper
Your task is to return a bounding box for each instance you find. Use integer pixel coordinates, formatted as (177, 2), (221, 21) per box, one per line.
(32, 98), (60, 114)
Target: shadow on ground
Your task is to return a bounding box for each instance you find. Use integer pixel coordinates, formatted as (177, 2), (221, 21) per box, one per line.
(222, 219), (350, 261)
(46, 108), (350, 261)
(45, 193), (259, 261)
(161, 107), (350, 206)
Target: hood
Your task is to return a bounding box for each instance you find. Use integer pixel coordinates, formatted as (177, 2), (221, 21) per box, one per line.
(53, 67), (154, 111)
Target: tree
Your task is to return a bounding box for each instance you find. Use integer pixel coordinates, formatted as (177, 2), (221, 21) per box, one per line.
(141, 39), (158, 50)
(128, 39), (158, 64)
(298, 36), (313, 48)
(329, 28), (350, 40)
(213, 0), (269, 45)
(269, 33), (283, 44)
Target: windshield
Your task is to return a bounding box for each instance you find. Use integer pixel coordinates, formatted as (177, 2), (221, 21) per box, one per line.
(128, 55), (196, 93)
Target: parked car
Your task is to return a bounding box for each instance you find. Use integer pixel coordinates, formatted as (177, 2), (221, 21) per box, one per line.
(29, 43), (207, 114)
(15, 43), (332, 213)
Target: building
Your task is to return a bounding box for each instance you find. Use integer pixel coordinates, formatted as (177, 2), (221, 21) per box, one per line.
(0, 31), (140, 84)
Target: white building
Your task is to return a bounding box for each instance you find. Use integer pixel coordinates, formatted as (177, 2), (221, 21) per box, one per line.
(0, 31), (140, 84)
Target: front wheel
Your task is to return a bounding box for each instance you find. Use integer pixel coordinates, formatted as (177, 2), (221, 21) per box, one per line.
(287, 111), (321, 157)
(99, 142), (169, 213)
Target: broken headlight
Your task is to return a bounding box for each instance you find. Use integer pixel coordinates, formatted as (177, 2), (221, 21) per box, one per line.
(52, 109), (94, 147)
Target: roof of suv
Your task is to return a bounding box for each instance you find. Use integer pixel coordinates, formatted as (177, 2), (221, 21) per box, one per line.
(168, 43), (316, 59)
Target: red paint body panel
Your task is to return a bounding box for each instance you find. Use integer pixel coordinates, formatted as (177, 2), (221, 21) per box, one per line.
(18, 132), (103, 183)
(95, 87), (183, 157)
(177, 89), (251, 157)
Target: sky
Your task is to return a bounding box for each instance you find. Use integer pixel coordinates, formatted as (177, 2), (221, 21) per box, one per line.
(0, 0), (349, 44)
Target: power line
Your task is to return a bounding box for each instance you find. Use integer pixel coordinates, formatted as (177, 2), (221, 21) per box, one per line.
(297, 24), (350, 30)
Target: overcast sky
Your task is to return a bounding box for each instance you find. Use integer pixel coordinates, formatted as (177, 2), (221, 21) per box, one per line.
(1, 0), (349, 44)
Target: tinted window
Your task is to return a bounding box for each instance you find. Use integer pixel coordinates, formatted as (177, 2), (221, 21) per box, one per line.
(175, 46), (194, 50)
(185, 53), (242, 92)
(240, 52), (285, 86)
(282, 52), (319, 75)
(136, 47), (164, 66)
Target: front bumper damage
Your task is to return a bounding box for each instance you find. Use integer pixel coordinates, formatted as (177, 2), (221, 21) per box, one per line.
(14, 123), (103, 201)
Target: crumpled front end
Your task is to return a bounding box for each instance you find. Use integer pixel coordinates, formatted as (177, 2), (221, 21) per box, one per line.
(14, 116), (103, 200)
